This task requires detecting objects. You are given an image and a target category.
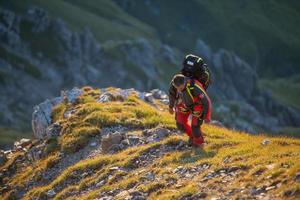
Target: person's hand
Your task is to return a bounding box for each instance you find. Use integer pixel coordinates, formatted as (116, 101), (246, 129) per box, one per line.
(169, 107), (174, 115)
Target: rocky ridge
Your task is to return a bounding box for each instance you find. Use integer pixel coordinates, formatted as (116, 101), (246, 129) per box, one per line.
(0, 87), (299, 200)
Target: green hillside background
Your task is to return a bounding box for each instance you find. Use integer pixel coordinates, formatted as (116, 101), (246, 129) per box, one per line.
(0, 0), (300, 146)
(2, 0), (299, 107)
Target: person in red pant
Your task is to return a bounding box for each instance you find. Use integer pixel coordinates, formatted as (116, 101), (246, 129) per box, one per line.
(169, 74), (212, 147)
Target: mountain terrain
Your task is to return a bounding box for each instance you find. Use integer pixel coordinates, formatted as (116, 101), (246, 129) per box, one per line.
(0, 1), (299, 148)
(0, 86), (299, 200)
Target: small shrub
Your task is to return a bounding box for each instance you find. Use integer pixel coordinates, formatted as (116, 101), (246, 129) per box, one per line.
(84, 112), (120, 127)
(79, 95), (97, 104)
(61, 126), (100, 153)
(44, 137), (60, 155)
(52, 103), (67, 122)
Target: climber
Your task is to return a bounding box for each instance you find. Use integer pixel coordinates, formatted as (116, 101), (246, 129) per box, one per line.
(168, 74), (212, 147)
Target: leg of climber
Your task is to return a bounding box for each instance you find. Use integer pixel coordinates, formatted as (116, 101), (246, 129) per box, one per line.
(191, 118), (204, 146)
(191, 105), (205, 146)
(175, 103), (192, 138)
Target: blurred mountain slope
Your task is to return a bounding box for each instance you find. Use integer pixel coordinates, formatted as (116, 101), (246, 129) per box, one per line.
(115, 0), (300, 77)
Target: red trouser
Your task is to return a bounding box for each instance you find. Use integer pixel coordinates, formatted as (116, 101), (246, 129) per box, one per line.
(175, 103), (204, 145)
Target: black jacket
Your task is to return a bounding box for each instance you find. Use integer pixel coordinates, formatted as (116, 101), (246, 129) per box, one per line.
(168, 78), (212, 120)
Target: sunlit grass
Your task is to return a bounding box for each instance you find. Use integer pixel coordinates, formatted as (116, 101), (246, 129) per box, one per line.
(4, 87), (300, 200)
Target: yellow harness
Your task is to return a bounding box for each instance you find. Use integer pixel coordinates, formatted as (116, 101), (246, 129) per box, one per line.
(185, 80), (209, 118)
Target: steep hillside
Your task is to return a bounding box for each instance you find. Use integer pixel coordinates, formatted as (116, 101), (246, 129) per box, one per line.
(6, 0), (300, 77)
(1, 0), (157, 42)
(259, 76), (300, 111)
(0, 4), (179, 133)
(0, 1), (300, 147)
(1, 87), (299, 200)
(115, 0), (300, 77)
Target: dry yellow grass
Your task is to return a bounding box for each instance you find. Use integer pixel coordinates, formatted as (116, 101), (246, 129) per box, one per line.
(2, 87), (300, 200)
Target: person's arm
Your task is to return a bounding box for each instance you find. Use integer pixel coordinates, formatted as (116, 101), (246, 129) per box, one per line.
(193, 84), (212, 121)
(168, 83), (177, 110)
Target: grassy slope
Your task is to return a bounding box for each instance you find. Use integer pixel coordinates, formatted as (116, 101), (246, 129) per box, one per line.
(1, 0), (177, 86)
(2, 87), (300, 199)
(3, 0), (300, 76)
(1, 0), (157, 43)
(259, 75), (300, 137)
(259, 75), (300, 110)
(1, 1), (300, 80)
(2, 1), (300, 87)
(0, 0), (159, 67)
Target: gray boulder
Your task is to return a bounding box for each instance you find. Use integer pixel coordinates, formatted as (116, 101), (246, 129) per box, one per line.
(45, 122), (62, 137)
(46, 189), (56, 198)
(98, 88), (140, 103)
(26, 142), (46, 161)
(98, 92), (115, 103)
(32, 97), (62, 139)
(14, 138), (32, 150)
(153, 127), (170, 139)
(61, 87), (83, 103)
(32, 87), (82, 139)
(101, 132), (123, 153)
(143, 127), (170, 143)
(144, 93), (154, 103)
(150, 89), (168, 99)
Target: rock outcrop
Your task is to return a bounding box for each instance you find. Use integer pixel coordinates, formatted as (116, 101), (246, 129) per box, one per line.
(31, 87), (170, 140)
(195, 39), (300, 133)
(0, 7), (176, 132)
(32, 87), (82, 139)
